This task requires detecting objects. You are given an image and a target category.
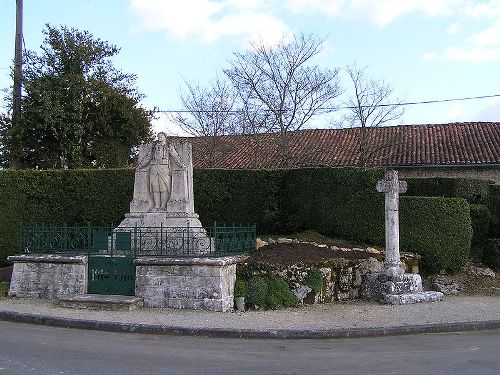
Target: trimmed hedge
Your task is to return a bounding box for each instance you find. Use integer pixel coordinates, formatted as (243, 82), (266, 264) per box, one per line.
(469, 204), (490, 244)
(0, 169), (134, 263)
(487, 185), (500, 238)
(0, 168), (473, 275)
(400, 197), (472, 274)
(405, 177), (491, 204)
(193, 169), (282, 234)
(279, 168), (385, 244)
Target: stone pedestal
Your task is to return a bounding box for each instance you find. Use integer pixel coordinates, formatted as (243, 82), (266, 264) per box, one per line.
(134, 256), (245, 312)
(8, 254), (87, 299)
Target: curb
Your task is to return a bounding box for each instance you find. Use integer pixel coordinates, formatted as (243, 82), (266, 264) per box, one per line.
(1, 310), (500, 339)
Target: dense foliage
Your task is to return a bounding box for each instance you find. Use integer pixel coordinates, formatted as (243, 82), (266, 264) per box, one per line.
(1, 25), (152, 168)
(483, 239), (500, 270)
(400, 197), (472, 274)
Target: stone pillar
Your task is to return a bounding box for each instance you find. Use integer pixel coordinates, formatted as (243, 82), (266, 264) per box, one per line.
(376, 170), (407, 277)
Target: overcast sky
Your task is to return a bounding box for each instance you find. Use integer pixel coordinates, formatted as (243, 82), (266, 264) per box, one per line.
(1, 0), (499, 135)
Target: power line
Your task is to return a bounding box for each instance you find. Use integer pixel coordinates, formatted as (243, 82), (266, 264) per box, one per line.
(152, 93), (500, 114)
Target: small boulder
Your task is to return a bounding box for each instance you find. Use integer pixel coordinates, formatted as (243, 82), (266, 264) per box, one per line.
(366, 247), (381, 255)
(256, 238), (268, 249)
(429, 275), (462, 295)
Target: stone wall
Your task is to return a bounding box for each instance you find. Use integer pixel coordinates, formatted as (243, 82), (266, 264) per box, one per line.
(135, 256), (244, 312)
(8, 254), (87, 299)
(240, 253), (420, 305)
(397, 167), (500, 184)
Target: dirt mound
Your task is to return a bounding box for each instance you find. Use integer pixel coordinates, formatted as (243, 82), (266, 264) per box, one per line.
(246, 243), (373, 266)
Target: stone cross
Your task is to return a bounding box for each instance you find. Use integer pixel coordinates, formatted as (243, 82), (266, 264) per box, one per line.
(376, 170), (407, 277)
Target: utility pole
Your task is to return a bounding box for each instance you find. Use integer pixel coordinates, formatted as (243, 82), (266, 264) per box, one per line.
(13, 0), (23, 124)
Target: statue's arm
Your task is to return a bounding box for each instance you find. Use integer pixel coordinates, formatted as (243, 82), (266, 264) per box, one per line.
(169, 144), (186, 170)
(138, 146), (153, 168)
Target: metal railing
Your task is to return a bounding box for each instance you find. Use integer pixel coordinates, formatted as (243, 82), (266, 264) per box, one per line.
(20, 223), (256, 258)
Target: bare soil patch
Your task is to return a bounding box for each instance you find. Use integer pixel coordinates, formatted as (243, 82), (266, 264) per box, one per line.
(246, 242), (372, 266)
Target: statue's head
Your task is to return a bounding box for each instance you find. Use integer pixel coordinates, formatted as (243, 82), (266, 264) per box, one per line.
(157, 132), (168, 144)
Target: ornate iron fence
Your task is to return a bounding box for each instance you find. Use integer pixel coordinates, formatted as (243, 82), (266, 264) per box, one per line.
(20, 223), (256, 257)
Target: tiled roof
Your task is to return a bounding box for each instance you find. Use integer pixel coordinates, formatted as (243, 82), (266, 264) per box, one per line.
(186, 122), (500, 169)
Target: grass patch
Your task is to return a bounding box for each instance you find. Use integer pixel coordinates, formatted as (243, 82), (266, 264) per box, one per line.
(0, 282), (9, 298)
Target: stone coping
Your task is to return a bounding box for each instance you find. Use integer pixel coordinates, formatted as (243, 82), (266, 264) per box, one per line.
(8, 254), (87, 264)
(134, 255), (248, 266)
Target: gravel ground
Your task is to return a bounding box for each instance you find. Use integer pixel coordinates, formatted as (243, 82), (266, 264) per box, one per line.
(1, 296), (499, 332)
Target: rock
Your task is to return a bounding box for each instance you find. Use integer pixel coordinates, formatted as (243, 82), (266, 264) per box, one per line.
(366, 247), (381, 254)
(357, 257), (384, 275)
(292, 239), (300, 243)
(474, 267), (496, 277)
(317, 244), (328, 248)
(429, 275), (462, 295)
(256, 238), (268, 249)
(340, 247), (351, 252)
(353, 247), (364, 252)
(277, 238), (293, 244)
(267, 238), (275, 244)
(292, 284), (312, 303)
(331, 246), (340, 251)
(383, 291), (444, 305)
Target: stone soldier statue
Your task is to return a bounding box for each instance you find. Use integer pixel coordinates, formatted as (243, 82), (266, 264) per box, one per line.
(138, 132), (186, 210)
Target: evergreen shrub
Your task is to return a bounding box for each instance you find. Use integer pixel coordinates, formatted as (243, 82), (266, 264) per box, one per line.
(400, 196), (472, 274)
(244, 275), (297, 310)
(487, 185), (500, 238)
(483, 239), (500, 270)
(469, 204), (490, 244)
(405, 177), (491, 204)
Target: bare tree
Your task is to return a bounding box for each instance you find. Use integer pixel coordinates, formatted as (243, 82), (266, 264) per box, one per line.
(171, 74), (237, 137)
(225, 33), (342, 167)
(342, 63), (405, 166)
(170, 75), (238, 167)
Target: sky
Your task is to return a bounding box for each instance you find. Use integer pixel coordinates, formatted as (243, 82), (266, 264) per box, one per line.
(1, 0), (499, 135)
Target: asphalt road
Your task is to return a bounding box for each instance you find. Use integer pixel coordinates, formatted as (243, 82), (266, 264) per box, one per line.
(0, 322), (500, 374)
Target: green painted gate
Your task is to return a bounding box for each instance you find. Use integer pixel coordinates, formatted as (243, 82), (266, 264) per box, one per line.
(87, 230), (136, 296)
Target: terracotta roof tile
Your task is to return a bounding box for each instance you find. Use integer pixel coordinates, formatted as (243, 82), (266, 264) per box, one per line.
(185, 122), (500, 169)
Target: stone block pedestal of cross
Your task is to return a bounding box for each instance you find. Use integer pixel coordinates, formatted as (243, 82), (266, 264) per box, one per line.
(361, 170), (444, 305)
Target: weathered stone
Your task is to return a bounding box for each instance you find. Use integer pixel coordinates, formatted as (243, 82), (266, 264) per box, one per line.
(357, 257), (384, 275)
(8, 255), (87, 299)
(429, 275), (462, 295)
(135, 256), (242, 312)
(277, 238), (293, 243)
(331, 245), (340, 251)
(317, 244), (328, 248)
(58, 294), (144, 311)
(361, 273), (423, 301)
(376, 170), (407, 277)
(292, 284), (312, 303)
(383, 291), (444, 305)
(472, 267), (496, 277)
(366, 247), (381, 254)
(117, 136), (212, 255)
(338, 267), (354, 292)
(256, 238), (268, 249)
